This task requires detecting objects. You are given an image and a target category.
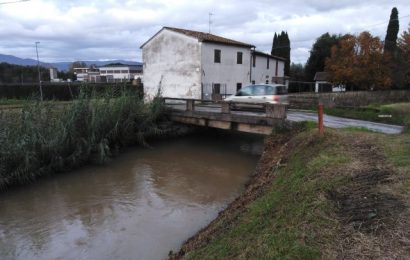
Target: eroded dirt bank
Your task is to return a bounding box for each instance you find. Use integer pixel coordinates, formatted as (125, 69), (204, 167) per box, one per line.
(171, 126), (410, 259)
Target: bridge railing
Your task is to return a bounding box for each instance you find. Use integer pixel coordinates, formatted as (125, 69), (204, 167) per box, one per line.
(160, 98), (287, 119)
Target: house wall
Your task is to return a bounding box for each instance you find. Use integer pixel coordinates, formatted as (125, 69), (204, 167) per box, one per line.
(142, 29), (202, 99)
(201, 43), (251, 98)
(251, 55), (285, 85)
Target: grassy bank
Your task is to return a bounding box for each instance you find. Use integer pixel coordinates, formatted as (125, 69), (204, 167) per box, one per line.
(324, 102), (410, 127)
(175, 126), (410, 259)
(0, 90), (168, 189)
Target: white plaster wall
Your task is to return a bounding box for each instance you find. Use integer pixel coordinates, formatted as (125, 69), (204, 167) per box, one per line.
(251, 55), (285, 84)
(201, 43), (251, 96)
(142, 29), (202, 99)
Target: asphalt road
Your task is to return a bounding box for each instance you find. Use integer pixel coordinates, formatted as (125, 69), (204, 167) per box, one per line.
(287, 110), (404, 134)
(166, 103), (404, 134)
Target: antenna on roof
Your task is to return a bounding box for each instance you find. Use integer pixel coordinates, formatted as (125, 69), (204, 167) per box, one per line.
(208, 12), (213, 34)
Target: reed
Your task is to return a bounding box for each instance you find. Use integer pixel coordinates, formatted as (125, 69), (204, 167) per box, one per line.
(0, 88), (165, 189)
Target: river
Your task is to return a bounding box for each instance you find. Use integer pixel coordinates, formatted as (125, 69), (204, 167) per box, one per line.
(0, 131), (263, 260)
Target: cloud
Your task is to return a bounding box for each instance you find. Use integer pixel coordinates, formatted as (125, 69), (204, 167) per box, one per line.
(0, 0), (408, 64)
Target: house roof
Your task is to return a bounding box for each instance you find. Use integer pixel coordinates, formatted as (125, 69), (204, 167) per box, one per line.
(314, 72), (329, 81)
(140, 26), (255, 49)
(253, 50), (286, 61)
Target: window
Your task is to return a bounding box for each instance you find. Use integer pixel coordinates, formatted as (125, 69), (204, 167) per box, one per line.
(252, 80), (255, 84)
(212, 83), (221, 94)
(252, 54), (256, 67)
(253, 85), (266, 96)
(214, 49), (221, 63)
(267, 58), (270, 69)
(237, 86), (253, 96)
(237, 52), (243, 64)
(266, 86), (274, 95)
(121, 70), (128, 73)
(236, 83), (242, 91)
(114, 70), (121, 73)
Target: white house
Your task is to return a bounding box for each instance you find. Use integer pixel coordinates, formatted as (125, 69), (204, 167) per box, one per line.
(140, 27), (286, 100)
(251, 50), (286, 85)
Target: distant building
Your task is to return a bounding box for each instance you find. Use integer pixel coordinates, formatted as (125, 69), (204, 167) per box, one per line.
(49, 68), (58, 81)
(99, 64), (143, 83)
(314, 72), (345, 92)
(73, 64), (143, 83)
(140, 26), (286, 100)
(73, 67), (90, 82)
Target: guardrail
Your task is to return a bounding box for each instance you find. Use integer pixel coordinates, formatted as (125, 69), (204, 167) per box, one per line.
(161, 97), (288, 119)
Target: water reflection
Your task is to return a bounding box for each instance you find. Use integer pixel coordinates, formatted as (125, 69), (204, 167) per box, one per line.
(0, 131), (262, 260)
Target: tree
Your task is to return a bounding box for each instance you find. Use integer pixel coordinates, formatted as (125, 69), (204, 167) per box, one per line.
(271, 31), (290, 76)
(384, 7), (404, 88)
(289, 63), (306, 81)
(398, 24), (410, 87)
(384, 7), (400, 54)
(305, 33), (341, 81)
(325, 32), (391, 90)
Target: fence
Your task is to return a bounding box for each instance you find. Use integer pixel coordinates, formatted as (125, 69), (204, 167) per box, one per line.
(202, 83), (228, 101)
(289, 90), (410, 109)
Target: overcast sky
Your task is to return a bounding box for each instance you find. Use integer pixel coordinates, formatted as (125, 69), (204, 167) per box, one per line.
(0, 0), (409, 64)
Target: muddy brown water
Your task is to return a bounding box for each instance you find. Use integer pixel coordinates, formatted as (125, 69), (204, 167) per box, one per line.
(0, 131), (262, 260)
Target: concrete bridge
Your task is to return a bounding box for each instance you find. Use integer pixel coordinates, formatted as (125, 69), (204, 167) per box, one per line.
(162, 98), (404, 135)
(162, 98), (287, 135)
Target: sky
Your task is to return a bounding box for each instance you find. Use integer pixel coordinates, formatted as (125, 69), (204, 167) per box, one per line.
(0, 0), (409, 64)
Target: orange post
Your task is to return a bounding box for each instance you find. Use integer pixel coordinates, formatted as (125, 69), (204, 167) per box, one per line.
(318, 104), (324, 135)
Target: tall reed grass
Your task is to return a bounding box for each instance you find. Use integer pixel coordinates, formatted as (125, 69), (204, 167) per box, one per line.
(0, 88), (165, 189)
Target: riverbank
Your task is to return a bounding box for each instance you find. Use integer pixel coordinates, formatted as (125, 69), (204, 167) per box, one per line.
(0, 90), (192, 190)
(173, 124), (410, 258)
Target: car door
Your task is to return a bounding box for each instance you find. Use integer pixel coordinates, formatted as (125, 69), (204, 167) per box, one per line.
(251, 85), (267, 103)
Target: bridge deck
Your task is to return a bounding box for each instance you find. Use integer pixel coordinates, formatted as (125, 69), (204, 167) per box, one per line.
(163, 98), (287, 135)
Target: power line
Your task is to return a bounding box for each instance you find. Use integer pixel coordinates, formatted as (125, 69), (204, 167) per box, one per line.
(0, 0), (29, 5)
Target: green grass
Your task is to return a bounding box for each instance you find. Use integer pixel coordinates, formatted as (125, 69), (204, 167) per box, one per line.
(185, 130), (350, 259)
(0, 89), (166, 189)
(324, 103), (410, 126)
(383, 131), (410, 189)
(343, 126), (376, 133)
(182, 127), (410, 259)
(0, 98), (27, 106)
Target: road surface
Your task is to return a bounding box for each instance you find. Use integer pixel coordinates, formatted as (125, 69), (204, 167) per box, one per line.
(166, 103), (404, 134)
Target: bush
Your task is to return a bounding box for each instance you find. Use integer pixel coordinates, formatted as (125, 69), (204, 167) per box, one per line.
(0, 88), (164, 189)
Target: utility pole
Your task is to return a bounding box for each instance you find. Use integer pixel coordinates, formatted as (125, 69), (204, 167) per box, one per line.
(35, 41), (43, 101)
(208, 12), (213, 33)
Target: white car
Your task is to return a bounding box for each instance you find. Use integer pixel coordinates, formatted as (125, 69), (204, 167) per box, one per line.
(224, 84), (289, 105)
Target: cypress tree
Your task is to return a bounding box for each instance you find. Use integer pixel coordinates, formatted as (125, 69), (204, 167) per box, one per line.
(271, 33), (278, 56)
(384, 7), (399, 54)
(271, 31), (291, 76)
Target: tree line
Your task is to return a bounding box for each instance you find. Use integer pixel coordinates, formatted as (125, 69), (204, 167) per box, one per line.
(276, 7), (410, 90)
